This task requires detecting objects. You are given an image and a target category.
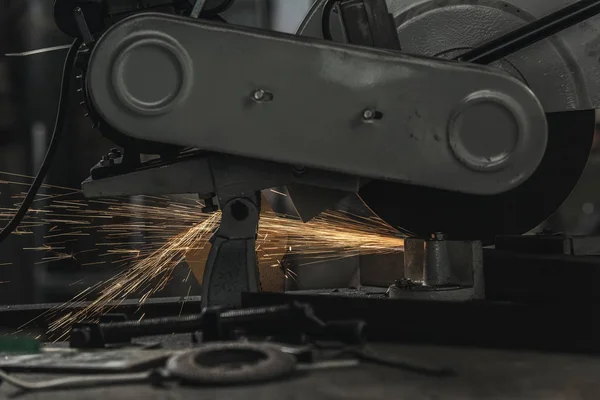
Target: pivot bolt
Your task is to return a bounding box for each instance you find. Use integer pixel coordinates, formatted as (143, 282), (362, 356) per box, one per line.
(251, 89), (273, 102)
(253, 89), (265, 101)
(70, 326), (92, 348)
(362, 108), (382, 121)
(292, 165), (306, 176)
(108, 148), (122, 158)
(100, 148), (122, 167)
(202, 197), (219, 213)
(431, 232), (446, 241)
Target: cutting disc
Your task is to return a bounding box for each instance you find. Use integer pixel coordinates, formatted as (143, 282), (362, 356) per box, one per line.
(360, 110), (594, 240)
(298, 0), (597, 240)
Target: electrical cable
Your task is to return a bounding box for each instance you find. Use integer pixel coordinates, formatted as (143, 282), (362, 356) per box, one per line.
(349, 346), (456, 377)
(0, 37), (81, 246)
(314, 342), (456, 377)
(203, 0), (236, 15)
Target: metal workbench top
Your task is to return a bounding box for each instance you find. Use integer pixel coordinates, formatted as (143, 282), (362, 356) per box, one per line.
(2, 342), (599, 399)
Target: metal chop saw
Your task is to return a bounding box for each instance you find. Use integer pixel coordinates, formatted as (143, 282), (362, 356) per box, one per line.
(51, 0), (600, 307)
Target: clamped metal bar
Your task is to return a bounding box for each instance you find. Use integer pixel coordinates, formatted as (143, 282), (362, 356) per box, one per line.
(202, 192), (261, 308)
(69, 302), (367, 348)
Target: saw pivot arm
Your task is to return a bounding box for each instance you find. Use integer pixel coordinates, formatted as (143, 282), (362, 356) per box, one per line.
(203, 192), (261, 308)
(84, 13), (547, 197)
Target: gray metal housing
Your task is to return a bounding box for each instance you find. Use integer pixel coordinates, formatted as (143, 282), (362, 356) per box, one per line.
(300, 0), (600, 113)
(87, 13), (547, 196)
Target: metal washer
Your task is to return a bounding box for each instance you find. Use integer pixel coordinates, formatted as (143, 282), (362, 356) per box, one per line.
(166, 342), (297, 385)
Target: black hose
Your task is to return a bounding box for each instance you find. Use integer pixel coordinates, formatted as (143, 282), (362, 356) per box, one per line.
(350, 347), (456, 377)
(322, 0), (340, 40)
(458, 0), (600, 64)
(0, 38), (81, 245)
(203, 0), (236, 15)
(185, 0), (235, 16)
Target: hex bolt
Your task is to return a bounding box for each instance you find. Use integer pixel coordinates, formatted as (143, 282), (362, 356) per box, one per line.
(251, 89), (273, 102)
(292, 165), (306, 176)
(362, 109), (383, 121)
(108, 148), (122, 159)
(70, 326), (92, 348)
(432, 232), (446, 241)
(363, 109), (375, 120)
(201, 196), (219, 213)
(253, 89), (266, 101)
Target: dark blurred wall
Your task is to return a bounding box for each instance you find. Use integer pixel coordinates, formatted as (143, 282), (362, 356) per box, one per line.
(0, 0), (36, 304)
(13, 0), (122, 302)
(0, 0), (382, 304)
(0, 0), (275, 305)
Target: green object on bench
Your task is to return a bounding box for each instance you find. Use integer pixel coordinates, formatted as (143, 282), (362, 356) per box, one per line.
(0, 337), (40, 354)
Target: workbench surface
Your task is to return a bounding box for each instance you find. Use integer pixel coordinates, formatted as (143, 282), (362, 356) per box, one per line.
(2, 342), (599, 399)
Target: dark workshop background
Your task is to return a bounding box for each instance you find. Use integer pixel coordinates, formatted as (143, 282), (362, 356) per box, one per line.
(0, 0), (598, 306)
(0, 0), (313, 305)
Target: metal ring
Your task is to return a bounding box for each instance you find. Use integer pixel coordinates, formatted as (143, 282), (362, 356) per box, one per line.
(166, 342), (297, 385)
(447, 90), (528, 172)
(111, 31), (193, 116)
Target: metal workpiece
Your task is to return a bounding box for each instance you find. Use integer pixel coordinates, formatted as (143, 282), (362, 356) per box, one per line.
(404, 237), (482, 287)
(87, 13), (547, 196)
(423, 235), (453, 286)
(390, 237), (484, 301)
(387, 281), (481, 301)
(68, 301), (366, 349)
(300, 0), (600, 113)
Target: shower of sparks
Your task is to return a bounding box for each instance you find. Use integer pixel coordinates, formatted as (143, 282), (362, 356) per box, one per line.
(45, 212), (221, 340)
(0, 172), (404, 338)
(258, 210), (404, 266)
(40, 206), (403, 339)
